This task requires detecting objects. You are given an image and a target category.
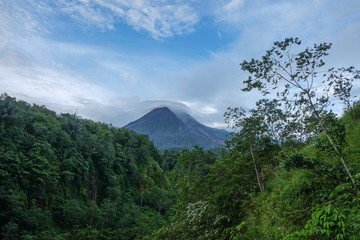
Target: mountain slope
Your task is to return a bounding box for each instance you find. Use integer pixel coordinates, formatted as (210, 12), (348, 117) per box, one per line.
(124, 107), (229, 150)
(175, 111), (229, 144)
(0, 95), (170, 239)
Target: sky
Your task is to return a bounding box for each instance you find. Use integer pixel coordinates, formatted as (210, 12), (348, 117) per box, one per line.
(1, 0), (360, 129)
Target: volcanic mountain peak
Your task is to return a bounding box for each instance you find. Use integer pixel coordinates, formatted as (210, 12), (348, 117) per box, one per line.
(124, 107), (228, 150)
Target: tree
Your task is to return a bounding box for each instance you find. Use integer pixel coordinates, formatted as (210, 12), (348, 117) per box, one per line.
(0, 94), (17, 123)
(170, 147), (216, 203)
(0, 95), (172, 239)
(225, 98), (285, 191)
(240, 37), (359, 184)
(225, 106), (265, 192)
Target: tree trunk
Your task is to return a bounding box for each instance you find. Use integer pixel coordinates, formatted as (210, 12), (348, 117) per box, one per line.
(250, 144), (264, 192)
(89, 175), (98, 227)
(306, 92), (355, 184)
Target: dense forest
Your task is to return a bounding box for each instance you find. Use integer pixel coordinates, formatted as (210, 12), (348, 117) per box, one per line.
(0, 94), (173, 239)
(1, 38), (360, 240)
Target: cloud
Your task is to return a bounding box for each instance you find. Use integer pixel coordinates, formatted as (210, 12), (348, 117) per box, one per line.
(0, 48), (113, 115)
(57, 0), (115, 31)
(56, 0), (199, 39)
(1, 0), (199, 40)
(0, 0), (53, 45)
(142, 0), (360, 127)
(100, 61), (140, 84)
(223, 0), (245, 10)
(1, 0), (360, 131)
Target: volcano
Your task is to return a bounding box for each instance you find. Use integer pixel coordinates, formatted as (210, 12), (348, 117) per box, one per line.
(124, 107), (229, 150)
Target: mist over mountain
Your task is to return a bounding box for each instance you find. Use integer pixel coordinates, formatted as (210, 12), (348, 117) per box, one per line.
(124, 107), (229, 150)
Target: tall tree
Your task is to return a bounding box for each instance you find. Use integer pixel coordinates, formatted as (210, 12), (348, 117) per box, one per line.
(225, 98), (285, 191)
(240, 37), (359, 183)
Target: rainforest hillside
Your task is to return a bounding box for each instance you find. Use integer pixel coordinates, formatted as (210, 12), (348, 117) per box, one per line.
(1, 94), (360, 240)
(149, 100), (360, 240)
(1, 39), (360, 240)
(0, 94), (173, 240)
(149, 38), (360, 240)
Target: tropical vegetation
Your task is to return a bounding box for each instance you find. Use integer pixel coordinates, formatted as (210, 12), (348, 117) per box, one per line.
(1, 38), (359, 239)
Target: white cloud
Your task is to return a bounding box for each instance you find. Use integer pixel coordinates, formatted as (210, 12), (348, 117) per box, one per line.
(56, 0), (199, 38)
(100, 61), (139, 84)
(57, 0), (115, 31)
(0, 51), (112, 114)
(0, 0), (53, 45)
(202, 106), (218, 114)
(205, 121), (228, 129)
(1, 0), (360, 130)
(223, 0), (245, 11)
(1, 0), (200, 40)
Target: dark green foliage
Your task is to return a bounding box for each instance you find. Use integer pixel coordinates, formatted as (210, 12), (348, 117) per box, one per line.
(169, 146), (216, 203)
(161, 150), (180, 171)
(2, 37), (360, 240)
(150, 102), (360, 239)
(150, 39), (360, 240)
(0, 96), (171, 239)
(284, 193), (360, 240)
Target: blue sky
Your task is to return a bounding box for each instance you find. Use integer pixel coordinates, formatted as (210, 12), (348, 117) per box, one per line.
(1, 0), (360, 128)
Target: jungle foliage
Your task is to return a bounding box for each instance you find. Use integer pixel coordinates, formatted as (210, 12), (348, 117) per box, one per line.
(0, 94), (172, 239)
(152, 107), (360, 239)
(150, 38), (360, 239)
(1, 38), (360, 240)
